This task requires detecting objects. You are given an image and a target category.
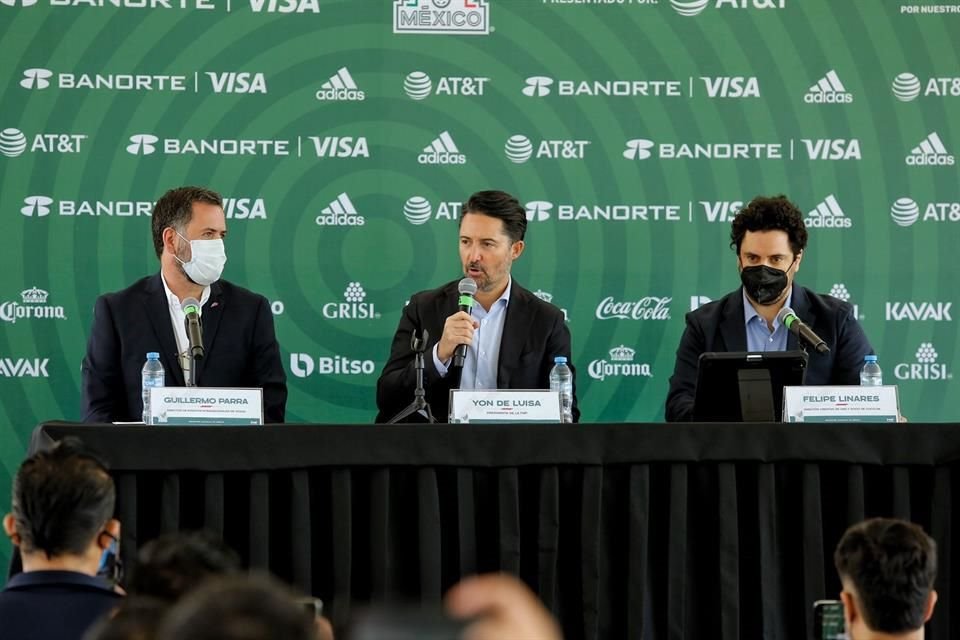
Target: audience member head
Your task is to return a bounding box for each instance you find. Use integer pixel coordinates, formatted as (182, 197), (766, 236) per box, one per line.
(834, 518), (938, 639)
(157, 574), (318, 640)
(127, 530), (241, 603)
(4, 437), (118, 574)
(83, 597), (168, 640)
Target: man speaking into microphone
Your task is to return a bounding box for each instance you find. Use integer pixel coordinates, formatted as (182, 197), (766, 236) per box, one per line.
(665, 195), (873, 422)
(81, 186), (287, 423)
(375, 190), (578, 423)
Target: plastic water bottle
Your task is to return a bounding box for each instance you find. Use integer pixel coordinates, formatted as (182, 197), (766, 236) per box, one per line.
(860, 354), (883, 386)
(549, 356), (574, 423)
(141, 352), (165, 424)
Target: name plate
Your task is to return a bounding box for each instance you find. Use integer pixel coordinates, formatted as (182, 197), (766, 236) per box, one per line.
(782, 385), (900, 423)
(449, 389), (562, 424)
(148, 387), (263, 426)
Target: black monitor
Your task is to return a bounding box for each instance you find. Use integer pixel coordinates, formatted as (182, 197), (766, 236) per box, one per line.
(692, 350), (809, 422)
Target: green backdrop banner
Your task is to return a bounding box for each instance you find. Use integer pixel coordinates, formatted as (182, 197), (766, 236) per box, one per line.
(1, 0), (959, 569)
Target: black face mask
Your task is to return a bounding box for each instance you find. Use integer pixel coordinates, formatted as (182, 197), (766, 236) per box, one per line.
(740, 264), (789, 305)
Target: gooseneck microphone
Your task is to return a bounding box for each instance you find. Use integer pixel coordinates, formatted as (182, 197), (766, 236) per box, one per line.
(777, 306), (829, 354)
(453, 277), (477, 368)
(181, 297), (205, 361)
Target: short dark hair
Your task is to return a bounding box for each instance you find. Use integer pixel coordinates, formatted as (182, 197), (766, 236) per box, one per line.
(157, 574), (318, 640)
(128, 530), (242, 603)
(151, 186), (223, 260)
(834, 518), (937, 633)
(11, 437), (115, 557)
(460, 190), (527, 243)
(729, 194), (808, 256)
(84, 596), (168, 640)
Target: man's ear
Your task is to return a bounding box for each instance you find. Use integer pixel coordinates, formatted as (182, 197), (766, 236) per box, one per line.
(98, 518), (121, 550)
(924, 589), (938, 622)
(3, 513), (21, 547)
(840, 590), (859, 628)
(510, 240), (525, 260)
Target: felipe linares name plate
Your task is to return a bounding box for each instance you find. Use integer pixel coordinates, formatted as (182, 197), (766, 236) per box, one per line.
(148, 387), (264, 426)
(449, 390), (562, 424)
(783, 385), (900, 423)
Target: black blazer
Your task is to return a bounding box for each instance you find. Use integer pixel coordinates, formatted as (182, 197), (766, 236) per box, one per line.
(665, 285), (873, 422)
(81, 273), (287, 423)
(375, 279), (578, 423)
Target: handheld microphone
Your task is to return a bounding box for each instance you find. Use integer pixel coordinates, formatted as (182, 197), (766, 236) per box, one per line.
(777, 306), (829, 354)
(453, 277), (477, 369)
(181, 297), (205, 361)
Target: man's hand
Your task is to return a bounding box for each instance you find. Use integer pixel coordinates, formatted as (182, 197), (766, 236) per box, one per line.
(446, 573), (562, 640)
(437, 311), (479, 363)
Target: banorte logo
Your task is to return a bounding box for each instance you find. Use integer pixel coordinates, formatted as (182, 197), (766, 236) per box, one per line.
(524, 201), (552, 222)
(623, 139), (655, 160)
(289, 353), (376, 378)
(21, 196), (52, 217)
(403, 196), (432, 225)
(322, 282), (380, 320)
(588, 345), (653, 382)
(404, 71), (432, 100)
(894, 342), (952, 381)
(892, 73), (923, 102)
(522, 76), (554, 97)
(0, 0), (39, 6)
(1, 286), (67, 324)
(126, 134), (158, 155)
(0, 128), (28, 157)
(595, 296), (671, 321)
(393, 0), (490, 35)
(20, 68), (53, 89)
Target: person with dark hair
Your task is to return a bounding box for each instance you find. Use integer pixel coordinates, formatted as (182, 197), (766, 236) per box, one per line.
(834, 518), (938, 639)
(83, 596), (168, 640)
(376, 190), (577, 423)
(665, 194), (873, 421)
(81, 185), (287, 424)
(126, 530), (241, 603)
(1, 439), (123, 639)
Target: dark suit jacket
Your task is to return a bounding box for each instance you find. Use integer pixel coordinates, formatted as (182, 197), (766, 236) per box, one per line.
(81, 273), (287, 424)
(0, 570), (122, 640)
(665, 285), (873, 422)
(376, 279), (579, 423)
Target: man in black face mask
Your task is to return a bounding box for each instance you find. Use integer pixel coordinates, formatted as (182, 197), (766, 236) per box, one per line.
(665, 195), (873, 422)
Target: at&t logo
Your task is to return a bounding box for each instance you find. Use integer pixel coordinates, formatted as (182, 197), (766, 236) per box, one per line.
(0, 127), (87, 157)
(892, 73), (960, 102)
(503, 134), (589, 164)
(890, 198), (960, 227)
(588, 345), (652, 382)
(894, 343), (952, 381)
(403, 196), (462, 224)
(322, 282), (380, 320)
(290, 353), (375, 378)
(403, 71), (488, 99)
(393, 0), (490, 35)
(670, 0), (785, 16)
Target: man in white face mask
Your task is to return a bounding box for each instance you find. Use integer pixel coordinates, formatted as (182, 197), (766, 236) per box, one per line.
(81, 186), (287, 423)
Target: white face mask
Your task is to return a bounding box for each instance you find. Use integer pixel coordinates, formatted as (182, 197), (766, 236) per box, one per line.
(175, 232), (227, 286)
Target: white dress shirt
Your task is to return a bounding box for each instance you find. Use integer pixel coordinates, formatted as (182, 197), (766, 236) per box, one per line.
(160, 273), (210, 374)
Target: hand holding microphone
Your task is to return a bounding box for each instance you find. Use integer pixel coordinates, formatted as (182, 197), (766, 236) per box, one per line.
(437, 278), (479, 365)
(777, 306), (829, 354)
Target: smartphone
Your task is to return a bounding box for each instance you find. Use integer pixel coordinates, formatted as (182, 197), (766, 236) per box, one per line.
(97, 534), (122, 588)
(296, 596), (324, 618)
(349, 606), (469, 640)
(813, 599), (847, 640)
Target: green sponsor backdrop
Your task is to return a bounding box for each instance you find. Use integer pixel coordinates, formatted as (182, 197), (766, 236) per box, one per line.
(1, 0), (958, 571)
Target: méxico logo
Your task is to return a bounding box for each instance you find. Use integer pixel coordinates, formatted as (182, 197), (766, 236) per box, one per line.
(316, 192), (364, 226)
(393, 0), (490, 35)
(805, 194), (852, 229)
(804, 70), (853, 104)
(418, 131), (466, 165)
(906, 132), (954, 166)
(588, 345), (652, 382)
(894, 343), (952, 381)
(0, 287), (67, 324)
(322, 282), (380, 320)
(316, 67), (365, 101)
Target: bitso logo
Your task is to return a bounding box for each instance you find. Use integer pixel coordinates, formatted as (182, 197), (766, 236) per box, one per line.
(404, 197), (432, 225)
(0, 128), (28, 157)
(670, 0), (710, 16)
(322, 282), (380, 320)
(289, 353), (375, 378)
(393, 0), (490, 35)
(588, 345), (653, 382)
(0, 357), (49, 378)
(316, 193), (364, 226)
(895, 343), (952, 381)
(20, 68), (52, 89)
(828, 283), (863, 319)
(524, 201), (552, 222)
(805, 194), (852, 229)
(623, 139), (655, 160)
(886, 302), (952, 322)
(505, 135), (533, 164)
(804, 70), (853, 104)
(503, 134), (588, 163)
(126, 134), (158, 155)
(1, 287), (67, 324)
(316, 67), (365, 101)
(892, 73), (922, 102)
(418, 131), (466, 165)
(522, 76), (554, 97)
(906, 132), (954, 166)
(21, 196), (52, 217)
(404, 72), (432, 100)
(595, 296), (671, 321)
(690, 295), (712, 310)
(890, 198), (920, 227)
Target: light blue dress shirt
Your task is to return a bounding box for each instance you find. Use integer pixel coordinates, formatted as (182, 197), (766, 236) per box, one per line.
(743, 289), (792, 352)
(433, 278), (511, 389)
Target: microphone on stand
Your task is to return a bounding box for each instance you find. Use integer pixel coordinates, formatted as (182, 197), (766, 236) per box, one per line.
(452, 277), (477, 369)
(181, 297), (205, 361)
(777, 306), (829, 354)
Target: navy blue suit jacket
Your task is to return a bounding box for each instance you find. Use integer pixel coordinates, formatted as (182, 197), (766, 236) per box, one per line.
(375, 279), (578, 423)
(81, 273), (287, 424)
(665, 285), (873, 422)
(0, 570), (122, 640)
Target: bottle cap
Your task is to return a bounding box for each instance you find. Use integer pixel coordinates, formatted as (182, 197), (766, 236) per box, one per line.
(554, 356), (568, 364)
(864, 354), (878, 362)
(147, 352), (160, 359)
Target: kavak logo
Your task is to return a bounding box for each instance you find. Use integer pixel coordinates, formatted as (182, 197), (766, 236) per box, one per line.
(126, 134), (158, 155)
(522, 76), (554, 97)
(588, 345), (652, 382)
(316, 67), (365, 101)
(404, 197), (432, 225)
(906, 132), (955, 166)
(886, 301), (952, 322)
(805, 194), (852, 229)
(322, 282), (380, 320)
(316, 193), (364, 226)
(21, 196), (52, 217)
(503, 134), (589, 163)
(524, 201), (552, 222)
(1, 287), (67, 324)
(289, 354), (376, 378)
(895, 343), (952, 381)
(0, 357), (49, 378)
(393, 0), (490, 35)
(20, 68), (52, 89)
(0, 127), (86, 156)
(418, 131), (466, 165)
(804, 70), (853, 104)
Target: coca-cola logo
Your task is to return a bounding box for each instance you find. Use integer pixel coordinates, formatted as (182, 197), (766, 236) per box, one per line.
(595, 296), (672, 321)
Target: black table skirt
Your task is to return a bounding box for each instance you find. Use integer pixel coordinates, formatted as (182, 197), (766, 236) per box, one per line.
(24, 422), (960, 640)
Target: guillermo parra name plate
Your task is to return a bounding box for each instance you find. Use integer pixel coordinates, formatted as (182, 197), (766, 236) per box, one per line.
(148, 387), (263, 426)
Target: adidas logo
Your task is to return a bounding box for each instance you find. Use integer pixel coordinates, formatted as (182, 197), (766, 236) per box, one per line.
(20, 68), (52, 90)
(906, 132), (955, 166)
(804, 70), (853, 104)
(805, 194), (852, 229)
(315, 192), (365, 226)
(417, 131), (466, 165)
(316, 67), (365, 101)
(623, 139), (655, 160)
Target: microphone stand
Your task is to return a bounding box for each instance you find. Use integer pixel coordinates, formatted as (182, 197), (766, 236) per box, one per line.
(388, 330), (436, 424)
(184, 316), (201, 388)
